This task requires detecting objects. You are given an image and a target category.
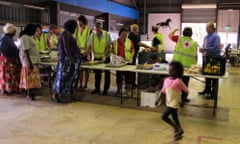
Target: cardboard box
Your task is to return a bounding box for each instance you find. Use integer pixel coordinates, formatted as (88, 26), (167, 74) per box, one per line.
(140, 91), (160, 108)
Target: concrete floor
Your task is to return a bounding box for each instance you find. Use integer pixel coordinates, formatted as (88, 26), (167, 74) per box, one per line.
(0, 64), (240, 144)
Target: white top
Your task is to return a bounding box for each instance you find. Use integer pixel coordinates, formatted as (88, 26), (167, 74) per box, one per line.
(19, 35), (40, 66)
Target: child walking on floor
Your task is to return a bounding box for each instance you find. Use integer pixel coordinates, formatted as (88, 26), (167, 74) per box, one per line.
(155, 61), (189, 141)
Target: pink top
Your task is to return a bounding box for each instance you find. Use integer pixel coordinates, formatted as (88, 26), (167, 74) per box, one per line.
(161, 77), (189, 108)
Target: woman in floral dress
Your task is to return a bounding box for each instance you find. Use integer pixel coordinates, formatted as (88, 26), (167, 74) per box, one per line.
(0, 23), (20, 95)
(18, 23), (41, 100)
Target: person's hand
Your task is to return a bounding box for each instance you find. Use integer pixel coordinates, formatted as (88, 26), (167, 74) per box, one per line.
(142, 48), (151, 52)
(87, 54), (91, 61)
(199, 48), (204, 53)
(102, 56), (106, 62)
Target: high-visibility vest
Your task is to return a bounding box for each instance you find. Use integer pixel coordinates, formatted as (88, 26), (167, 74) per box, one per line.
(74, 26), (91, 53)
(91, 31), (109, 59)
(49, 34), (58, 48)
(173, 36), (197, 68)
(113, 38), (132, 61)
(152, 33), (164, 51)
(35, 33), (47, 52)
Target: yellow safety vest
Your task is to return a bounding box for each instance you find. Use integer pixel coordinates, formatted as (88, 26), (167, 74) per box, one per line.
(91, 31), (109, 59)
(36, 33), (47, 52)
(74, 26), (91, 53)
(152, 33), (164, 51)
(173, 36), (197, 68)
(113, 38), (132, 61)
(50, 34), (58, 48)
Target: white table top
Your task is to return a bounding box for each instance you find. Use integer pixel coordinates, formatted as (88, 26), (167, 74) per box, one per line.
(39, 62), (228, 79)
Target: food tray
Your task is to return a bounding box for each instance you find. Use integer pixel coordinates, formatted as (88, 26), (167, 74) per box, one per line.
(82, 60), (102, 65)
(136, 64), (153, 70)
(40, 50), (51, 54)
(105, 63), (127, 67)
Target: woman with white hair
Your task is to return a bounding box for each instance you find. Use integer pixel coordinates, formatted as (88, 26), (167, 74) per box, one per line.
(0, 23), (20, 95)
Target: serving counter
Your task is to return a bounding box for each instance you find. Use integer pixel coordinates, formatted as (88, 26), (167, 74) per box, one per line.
(40, 61), (228, 116)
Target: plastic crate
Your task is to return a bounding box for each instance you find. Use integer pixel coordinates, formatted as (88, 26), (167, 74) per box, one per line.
(140, 91), (160, 108)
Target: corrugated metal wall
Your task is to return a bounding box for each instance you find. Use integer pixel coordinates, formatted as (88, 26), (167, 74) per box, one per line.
(0, 4), (50, 25)
(182, 8), (216, 23)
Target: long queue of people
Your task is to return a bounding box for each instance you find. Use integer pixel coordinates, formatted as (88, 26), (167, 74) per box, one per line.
(0, 23), (60, 100)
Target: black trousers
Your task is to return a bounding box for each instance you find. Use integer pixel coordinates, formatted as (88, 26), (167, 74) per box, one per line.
(93, 57), (110, 91)
(204, 78), (217, 98)
(93, 70), (110, 91)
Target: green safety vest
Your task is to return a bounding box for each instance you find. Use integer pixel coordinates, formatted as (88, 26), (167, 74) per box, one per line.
(50, 34), (58, 48)
(152, 33), (164, 51)
(74, 26), (91, 53)
(91, 31), (109, 59)
(114, 38), (132, 61)
(35, 33), (47, 52)
(173, 36), (197, 68)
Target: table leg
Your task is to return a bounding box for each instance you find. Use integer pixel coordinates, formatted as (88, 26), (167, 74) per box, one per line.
(213, 79), (219, 116)
(136, 72), (140, 106)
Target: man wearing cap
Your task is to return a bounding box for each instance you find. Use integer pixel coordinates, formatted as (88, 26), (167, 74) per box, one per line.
(89, 22), (112, 95)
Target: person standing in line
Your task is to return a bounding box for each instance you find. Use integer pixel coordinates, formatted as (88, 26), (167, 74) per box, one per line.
(198, 22), (221, 99)
(0, 23), (20, 95)
(18, 23), (41, 100)
(155, 61), (189, 141)
(74, 15), (92, 91)
(169, 27), (198, 106)
(128, 24), (150, 87)
(52, 19), (82, 103)
(90, 22), (112, 95)
(112, 27), (135, 96)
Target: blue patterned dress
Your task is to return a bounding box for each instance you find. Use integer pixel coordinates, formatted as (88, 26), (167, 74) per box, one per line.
(53, 31), (81, 95)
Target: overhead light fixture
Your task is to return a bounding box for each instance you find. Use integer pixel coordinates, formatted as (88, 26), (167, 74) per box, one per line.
(116, 22), (124, 26)
(182, 4), (217, 9)
(70, 13), (78, 17)
(24, 4), (45, 10)
(0, 1), (11, 6)
(96, 18), (105, 22)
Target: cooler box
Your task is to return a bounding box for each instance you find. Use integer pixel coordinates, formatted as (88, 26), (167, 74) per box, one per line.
(140, 91), (160, 108)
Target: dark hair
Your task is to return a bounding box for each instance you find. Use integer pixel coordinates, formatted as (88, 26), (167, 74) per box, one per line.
(152, 25), (158, 33)
(183, 27), (192, 37)
(49, 24), (57, 30)
(35, 23), (42, 29)
(78, 15), (88, 25)
(64, 19), (77, 34)
(118, 27), (128, 36)
(169, 61), (184, 79)
(19, 23), (37, 37)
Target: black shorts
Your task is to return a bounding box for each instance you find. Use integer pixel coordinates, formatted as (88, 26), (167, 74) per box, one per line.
(116, 71), (133, 84)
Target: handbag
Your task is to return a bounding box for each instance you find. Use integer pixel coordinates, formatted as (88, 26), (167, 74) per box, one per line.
(202, 55), (226, 76)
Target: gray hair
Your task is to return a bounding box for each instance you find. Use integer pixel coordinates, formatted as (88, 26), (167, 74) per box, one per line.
(3, 23), (16, 34)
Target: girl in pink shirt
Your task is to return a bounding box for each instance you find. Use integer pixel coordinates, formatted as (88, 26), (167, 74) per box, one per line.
(156, 61), (189, 141)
